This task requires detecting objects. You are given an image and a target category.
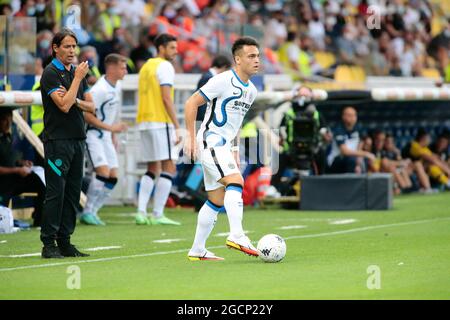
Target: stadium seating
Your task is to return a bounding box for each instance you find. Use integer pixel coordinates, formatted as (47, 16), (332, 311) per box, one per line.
(334, 65), (366, 84)
(421, 68), (441, 80)
(314, 51), (336, 69)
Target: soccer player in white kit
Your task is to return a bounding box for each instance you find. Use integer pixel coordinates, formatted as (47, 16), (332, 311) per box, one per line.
(80, 54), (128, 226)
(184, 37), (261, 260)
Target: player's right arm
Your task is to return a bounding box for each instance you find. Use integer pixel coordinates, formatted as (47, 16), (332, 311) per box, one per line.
(184, 91), (207, 160)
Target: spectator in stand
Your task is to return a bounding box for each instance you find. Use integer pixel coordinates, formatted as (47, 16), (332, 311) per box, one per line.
(428, 132), (450, 189)
(428, 18), (450, 78)
(78, 46), (101, 86)
(327, 106), (375, 174)
(402, 129), (443, 194)
(14, 0), (36, 18)
(308, 11), (326, 51)
(35, 0), (54, 32)
(130, 29), (156, 72)
(93, 0), (122, 42)
(371, 130), (412, 194)
(265, 10), (287, 50)
(383, 134), (413, 193)
(0, 3), (13, 16)
(36, 30), (53, 64)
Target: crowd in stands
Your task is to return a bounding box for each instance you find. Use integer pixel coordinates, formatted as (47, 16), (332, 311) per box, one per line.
(0, 0), (449, 81)
(325, 106), (450, 195)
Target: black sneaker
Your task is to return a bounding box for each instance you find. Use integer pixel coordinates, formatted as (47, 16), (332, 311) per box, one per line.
(59, 244), (90, 257)
(42, 245), (64, 259)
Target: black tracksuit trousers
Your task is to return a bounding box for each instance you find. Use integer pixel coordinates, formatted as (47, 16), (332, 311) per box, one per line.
(40, 139), (85, 247)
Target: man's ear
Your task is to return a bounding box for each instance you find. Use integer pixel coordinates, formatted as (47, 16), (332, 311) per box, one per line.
(234, 55), (240, 65)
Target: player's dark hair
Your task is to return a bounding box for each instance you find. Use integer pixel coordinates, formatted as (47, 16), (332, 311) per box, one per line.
(231, 36), (259, 57)
(51, 28), (78, 57)
(104, 53), (127, 67)
(211, 55), (231, 69)
(154, 33), (177, 53)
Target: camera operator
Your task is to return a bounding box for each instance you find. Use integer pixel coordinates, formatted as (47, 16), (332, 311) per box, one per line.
(272, 86), (332, 189)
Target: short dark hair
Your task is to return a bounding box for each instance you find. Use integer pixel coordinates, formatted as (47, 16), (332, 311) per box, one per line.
(154, 33), (177, 52)
(211, 55), (232, 69)
(287, 31), (297, 42)
(104, 53), (127, 67)
(51, 28), (78, 57)
(231, 36), (259, 57)
(415, 128), (429, 141)
(437, 130), (450, 141)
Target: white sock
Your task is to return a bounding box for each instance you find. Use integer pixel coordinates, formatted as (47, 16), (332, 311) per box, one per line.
(190, 200), (220, 254)
(83, 175), (106, 215)
(138, 172), (155, 216)
(152, 172), (173, 218)
(224, 184), (244, 239)
(92, 178), (117, 216)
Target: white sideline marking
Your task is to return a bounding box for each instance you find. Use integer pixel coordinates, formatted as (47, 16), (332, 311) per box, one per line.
(1, 253), (40, 258)
(0, 245), (122, 258)
(278, 225), (307, 230)
(329, 219), (357, 225)
(85, 246), (122, 252)
(214, 230), (252, 237)
(1, 217), (449, 272)
(282, 217), (450, 241)
(0, 240), (7, 244)
(153, 239), (184, 244)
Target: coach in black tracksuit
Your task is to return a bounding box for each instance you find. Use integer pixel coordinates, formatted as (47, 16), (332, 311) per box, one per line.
(40, 29), (95, 259)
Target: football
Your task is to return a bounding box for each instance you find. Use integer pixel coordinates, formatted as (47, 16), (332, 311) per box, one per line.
(257, 234), (286, 263)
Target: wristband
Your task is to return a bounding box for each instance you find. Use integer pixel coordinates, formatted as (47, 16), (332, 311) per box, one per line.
(231, 146), (239, 152)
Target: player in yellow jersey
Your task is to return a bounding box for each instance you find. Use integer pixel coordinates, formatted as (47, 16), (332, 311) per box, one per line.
(135, 33), (181, 226)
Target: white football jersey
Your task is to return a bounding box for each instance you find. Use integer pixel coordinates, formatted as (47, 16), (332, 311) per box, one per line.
(197, 69), (258, 149)
(87, 76), (121, 140)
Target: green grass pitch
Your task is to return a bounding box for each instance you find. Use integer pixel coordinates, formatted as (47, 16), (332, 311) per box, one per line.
(0, 193), (449, 299)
